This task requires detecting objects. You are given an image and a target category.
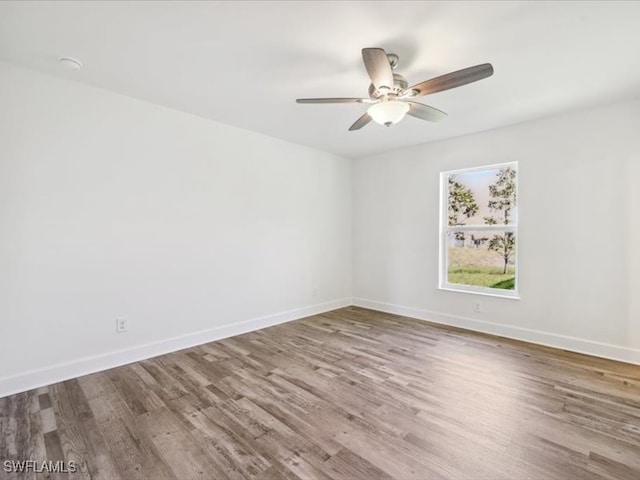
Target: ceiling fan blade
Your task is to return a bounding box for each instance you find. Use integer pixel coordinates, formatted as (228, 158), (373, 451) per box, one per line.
(348, 113), (372, 131)
(362, 48), (394, 90)
(408, 63), (494, 97)
(407, 102), (448, 122)
(296, 98), (367, 104)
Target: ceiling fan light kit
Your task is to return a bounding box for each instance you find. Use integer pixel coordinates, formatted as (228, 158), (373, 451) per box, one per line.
(368, 100), (410, 126)
(296, 47), (494, 131)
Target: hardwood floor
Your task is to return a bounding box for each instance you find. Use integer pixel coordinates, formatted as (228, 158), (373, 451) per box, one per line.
(1, 307), (640, 480)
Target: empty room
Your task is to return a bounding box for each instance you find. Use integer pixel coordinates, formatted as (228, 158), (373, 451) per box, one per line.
(1, 1), (639, 479)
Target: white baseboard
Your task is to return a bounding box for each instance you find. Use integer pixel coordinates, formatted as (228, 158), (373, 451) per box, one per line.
(0, 298), (351, 399)
(4, 296), (638, 398)
(352, 297), (640, 366)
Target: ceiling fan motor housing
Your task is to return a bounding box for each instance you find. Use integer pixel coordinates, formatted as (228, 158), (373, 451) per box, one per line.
(368, 73), (408, 99)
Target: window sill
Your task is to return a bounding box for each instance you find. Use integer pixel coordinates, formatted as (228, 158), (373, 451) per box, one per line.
(439, 285), (520, 300)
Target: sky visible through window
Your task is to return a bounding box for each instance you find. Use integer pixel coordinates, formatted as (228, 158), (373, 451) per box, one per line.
(448, 168), (518, 226)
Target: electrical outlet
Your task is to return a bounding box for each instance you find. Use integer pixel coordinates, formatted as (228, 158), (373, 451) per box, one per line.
(474, 302), (482, 313)
(116, 317), (128, 333)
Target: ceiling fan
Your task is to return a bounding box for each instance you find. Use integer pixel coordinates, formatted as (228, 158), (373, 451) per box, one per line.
(296, 48), (493, 131)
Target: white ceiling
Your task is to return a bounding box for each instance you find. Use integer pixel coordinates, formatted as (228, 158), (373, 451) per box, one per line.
(1, 1), (640, 158)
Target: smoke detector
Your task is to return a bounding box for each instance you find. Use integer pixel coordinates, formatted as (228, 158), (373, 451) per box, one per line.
(58, 57), (83, 70)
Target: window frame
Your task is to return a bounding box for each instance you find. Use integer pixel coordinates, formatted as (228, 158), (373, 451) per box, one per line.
(438, 162), (519, 299)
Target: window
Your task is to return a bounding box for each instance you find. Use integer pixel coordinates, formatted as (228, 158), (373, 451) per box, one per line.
(439, 163), (518, 298)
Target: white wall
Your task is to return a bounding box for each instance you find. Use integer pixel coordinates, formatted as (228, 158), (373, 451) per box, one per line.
(353, 99), (640, 363)
(0, 62), (352, 395)
(629, 156), (640, 349)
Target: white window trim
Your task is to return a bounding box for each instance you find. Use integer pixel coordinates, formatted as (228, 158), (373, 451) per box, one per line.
(438, 162), (519, 299)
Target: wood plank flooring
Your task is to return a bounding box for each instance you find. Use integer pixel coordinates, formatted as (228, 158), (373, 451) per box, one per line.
(1, 306), (640, 480)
